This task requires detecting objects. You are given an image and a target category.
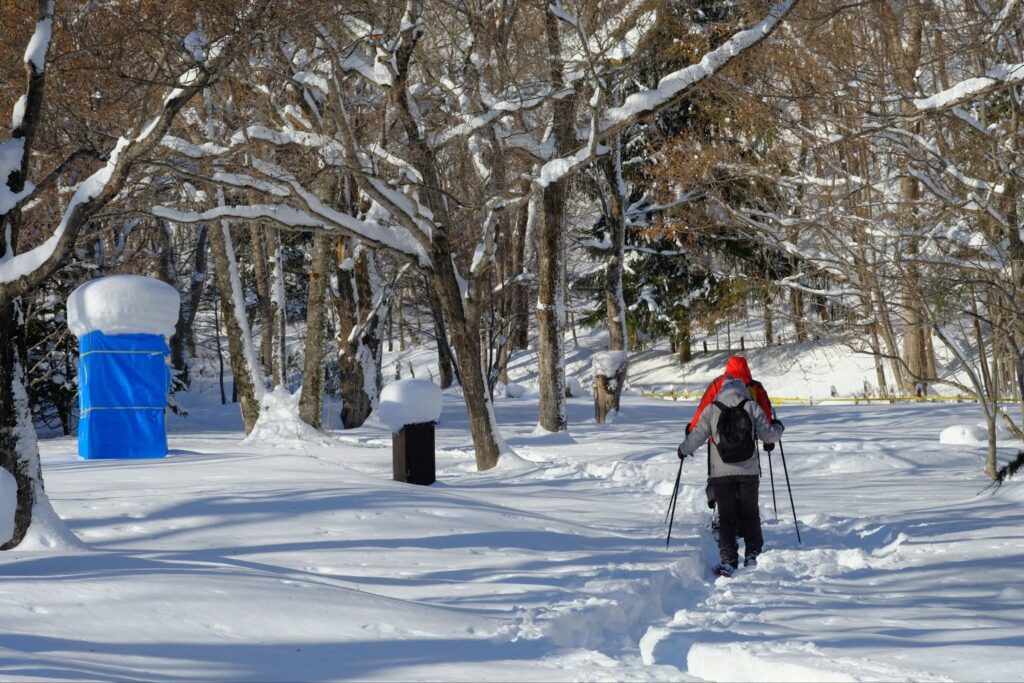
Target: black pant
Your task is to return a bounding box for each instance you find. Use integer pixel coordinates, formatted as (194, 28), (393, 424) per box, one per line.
(710, 475), (762, 565)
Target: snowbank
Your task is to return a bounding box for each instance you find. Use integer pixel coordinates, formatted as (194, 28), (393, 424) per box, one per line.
(0, 468), (16, 544)
(17, 493), (89, 552)
(67, 275), (180, 337)
(504, 382), (527, 399)
(687, 641), (891, 682)
(940, 423), (990, 446)
(242, 387), (333, 448)
(376, 379), (443, 432)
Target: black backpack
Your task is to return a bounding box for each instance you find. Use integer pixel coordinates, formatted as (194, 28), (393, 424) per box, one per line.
(713, 398), (755, 463)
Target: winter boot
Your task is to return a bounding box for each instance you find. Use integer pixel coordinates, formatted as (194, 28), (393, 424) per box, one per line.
(713, 562), (737, 578)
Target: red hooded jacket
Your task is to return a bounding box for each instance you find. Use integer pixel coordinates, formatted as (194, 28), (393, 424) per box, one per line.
(687, 355), (773, 433)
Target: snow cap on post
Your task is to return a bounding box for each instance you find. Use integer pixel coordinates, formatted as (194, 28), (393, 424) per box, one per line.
(376, 379), (443, 433)
(67, 275), (180, 338)
(592, 351), (628, 377)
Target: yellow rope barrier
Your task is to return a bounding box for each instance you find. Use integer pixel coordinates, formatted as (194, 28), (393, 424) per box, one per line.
(639, 391), (975, 405)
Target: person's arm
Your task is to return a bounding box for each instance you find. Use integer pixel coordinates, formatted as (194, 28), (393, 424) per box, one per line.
(680, 403), (716, 456)
(748, 401), (783, 444)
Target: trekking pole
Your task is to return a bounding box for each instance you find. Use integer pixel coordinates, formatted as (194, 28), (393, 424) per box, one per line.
(765, 444), (778, 519)
(777, 438), (802, 546)
(665, 458), (683, 547)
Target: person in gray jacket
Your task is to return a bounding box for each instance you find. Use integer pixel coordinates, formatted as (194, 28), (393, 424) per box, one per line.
(677, 378), (785, 573)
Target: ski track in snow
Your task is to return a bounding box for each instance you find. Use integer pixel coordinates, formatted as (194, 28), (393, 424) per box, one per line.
(4, 375), (1024, 681)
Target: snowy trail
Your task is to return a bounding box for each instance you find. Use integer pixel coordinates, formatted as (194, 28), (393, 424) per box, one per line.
(3, 396), (1023, 681)
(641, 403), (1024, 682)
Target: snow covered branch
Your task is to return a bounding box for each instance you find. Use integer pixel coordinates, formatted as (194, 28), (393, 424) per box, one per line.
(534, 0), (800, 189)
(0, 0), (272, 300)
(913, 62), (1024, 112)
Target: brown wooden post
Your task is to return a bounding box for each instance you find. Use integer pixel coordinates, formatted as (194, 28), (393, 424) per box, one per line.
(392, 421), (436, 485)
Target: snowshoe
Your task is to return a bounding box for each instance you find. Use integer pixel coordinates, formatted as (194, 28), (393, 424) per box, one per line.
(713, 562), (737, 578)
(743, 555), (758, 568)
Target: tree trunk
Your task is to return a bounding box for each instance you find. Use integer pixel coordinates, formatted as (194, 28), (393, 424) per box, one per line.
(986, 411), (998, 480)
(155, 221), (188, 391)
(431, 239), (503, 468)
(427, 278), (454, 389)
(0, 298), (40, 548)
(600, 152), (628, 354)
(267, 230), (287, 387)
(298, 233), (331, 429)
(182, 224), (208, 360)
(333, 243), (384, 429)
(250, 225), (274, 379)
(537, 180), (568, 432)
(536, 9), (574, 433)
(209, 218), (263, 434)
(869, 322), (889, 399)
(790, 288), (806, 342)
(508, 198), (531, 352)
(678, 320), (693, 363)
(594, 148), (630, 419)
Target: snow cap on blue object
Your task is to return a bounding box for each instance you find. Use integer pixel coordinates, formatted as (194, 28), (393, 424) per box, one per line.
(67, 275), (179, 460)
(376, 379), (443, 433)
(67, 274), (180, 338)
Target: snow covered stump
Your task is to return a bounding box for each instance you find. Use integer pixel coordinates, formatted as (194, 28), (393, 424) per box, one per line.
(592, 351), (628, 424)
(376, 380), (443, 486)
(67, 276), (179, 459)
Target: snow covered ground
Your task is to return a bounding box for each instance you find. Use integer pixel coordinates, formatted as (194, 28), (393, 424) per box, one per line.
(3, 385), (1023, 681)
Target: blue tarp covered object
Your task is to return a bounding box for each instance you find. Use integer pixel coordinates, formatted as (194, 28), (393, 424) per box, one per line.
(78, 330), (171, 459)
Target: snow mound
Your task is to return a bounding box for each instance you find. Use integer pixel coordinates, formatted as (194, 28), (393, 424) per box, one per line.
(504, 382), (526, 399)
(565, 376), (586, 397)
(67, 275), (180, 337)
(242, 387), (333, 448)
(687, 641), (945, 682)
(376, 379), (442, 432)
(490, 449), (535, 473)
(17, 493), (89, 552)
(0, 468), (16, 544)
(939, 424), (989, 446)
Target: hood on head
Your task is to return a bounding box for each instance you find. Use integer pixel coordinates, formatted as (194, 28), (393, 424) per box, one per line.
(724, 355), (752, 384)
(715, 378), (751, 404)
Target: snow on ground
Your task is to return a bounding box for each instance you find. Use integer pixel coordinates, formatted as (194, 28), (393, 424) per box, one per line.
(3, 383), (1024, 681)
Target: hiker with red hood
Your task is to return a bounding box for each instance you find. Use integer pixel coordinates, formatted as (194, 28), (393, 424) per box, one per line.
(676, 355), (784, 576)
(688, 355), (775, 506)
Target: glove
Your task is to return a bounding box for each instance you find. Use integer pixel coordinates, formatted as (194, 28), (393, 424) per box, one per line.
(763, 441), (775, 452)
(677, 444), (689, 460)
(771, 419), (785, 435)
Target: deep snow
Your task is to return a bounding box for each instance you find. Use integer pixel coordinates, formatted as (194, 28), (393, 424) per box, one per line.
(2, 379), (1023, 681)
